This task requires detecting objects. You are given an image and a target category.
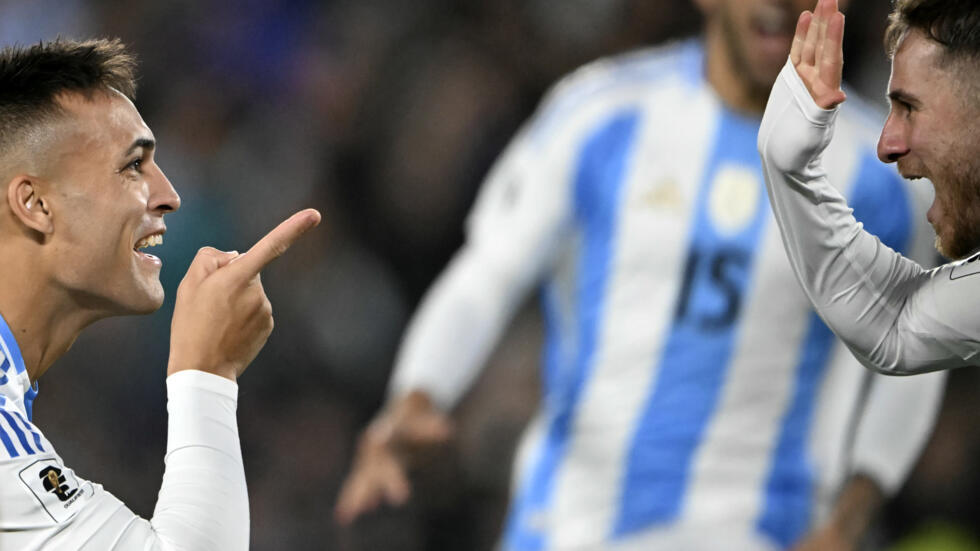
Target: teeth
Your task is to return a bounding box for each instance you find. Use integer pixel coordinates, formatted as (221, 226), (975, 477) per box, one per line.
(136, 234), (163, 250)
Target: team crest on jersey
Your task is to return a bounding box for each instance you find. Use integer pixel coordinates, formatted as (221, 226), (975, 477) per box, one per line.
(18, 459), (92, 523)
(708, 165), (760, 235)
(641, 176), (684, 210)
(949, 252), (980, 280)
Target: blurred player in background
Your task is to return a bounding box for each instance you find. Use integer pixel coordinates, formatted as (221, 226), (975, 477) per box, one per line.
(336, 0), (945, 549)
(760, 0), (980, 374)
(0, 39), (319, 549)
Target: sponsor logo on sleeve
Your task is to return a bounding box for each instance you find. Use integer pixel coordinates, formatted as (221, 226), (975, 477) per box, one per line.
(18, 459), (92, 523)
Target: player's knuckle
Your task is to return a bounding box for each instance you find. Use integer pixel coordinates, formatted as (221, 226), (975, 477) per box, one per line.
(270, 240), (288, 258)
(195, 246), (219, 258)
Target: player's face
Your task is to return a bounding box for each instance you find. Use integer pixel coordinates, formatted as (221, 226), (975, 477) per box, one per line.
(43, 90), (180, 314)
(705, 0), (833, 96)
(877, 31), (980, 260)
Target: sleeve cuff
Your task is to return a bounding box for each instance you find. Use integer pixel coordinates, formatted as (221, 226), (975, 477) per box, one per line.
(166, 370), (238, 399)
(165, 370), (240, 458)
(779, 59), (839, 127)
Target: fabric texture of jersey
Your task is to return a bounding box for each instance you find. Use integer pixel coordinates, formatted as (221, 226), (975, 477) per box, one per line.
(759, 59), (980, 374)
(390, 40), (945, 551)
(0, 311), (249, 550)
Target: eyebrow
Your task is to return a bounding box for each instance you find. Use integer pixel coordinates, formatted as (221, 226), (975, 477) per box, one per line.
(887, 89), (921, 107)
(125, 137), (156, 157)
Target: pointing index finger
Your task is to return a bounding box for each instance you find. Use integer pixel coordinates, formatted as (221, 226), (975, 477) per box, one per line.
(231, 208), (322, 278)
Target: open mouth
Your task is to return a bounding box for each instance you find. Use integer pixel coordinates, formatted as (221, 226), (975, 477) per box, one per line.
(134, 232), (164, 262)
(750, 5), (794, 56)
(899, 167), (927, 181)
(135, 234), (162, 250)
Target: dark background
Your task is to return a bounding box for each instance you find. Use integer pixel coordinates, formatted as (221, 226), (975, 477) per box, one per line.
(3, 1), (978, 549)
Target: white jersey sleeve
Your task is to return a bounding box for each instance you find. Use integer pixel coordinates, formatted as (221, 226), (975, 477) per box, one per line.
(758, 59), (980, 375)
(0, 370), (248, 550)
(389, 108), (573, 409)
(849, 369), (944, 495)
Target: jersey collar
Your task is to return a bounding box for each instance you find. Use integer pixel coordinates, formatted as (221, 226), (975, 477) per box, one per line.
(0, 311), (36, 420)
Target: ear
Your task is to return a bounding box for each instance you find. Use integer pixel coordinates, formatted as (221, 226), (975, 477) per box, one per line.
(7, 176), (53, 235)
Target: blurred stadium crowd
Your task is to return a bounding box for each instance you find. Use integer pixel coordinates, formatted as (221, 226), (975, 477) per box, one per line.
(3, 0), (980, 549)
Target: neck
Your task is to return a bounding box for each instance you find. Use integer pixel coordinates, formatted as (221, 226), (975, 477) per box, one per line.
(0, 241), (102, 383)
(703, 28), (769, 115)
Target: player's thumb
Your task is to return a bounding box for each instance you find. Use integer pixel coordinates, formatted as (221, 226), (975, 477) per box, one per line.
(404, 413), (453, 444)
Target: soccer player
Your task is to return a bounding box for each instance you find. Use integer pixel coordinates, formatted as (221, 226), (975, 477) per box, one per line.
(759, 0), (980, 374)
(0, 39), (320, 549)
(336, 1), (945, 550)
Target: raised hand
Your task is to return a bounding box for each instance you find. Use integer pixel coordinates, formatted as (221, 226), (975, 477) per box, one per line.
(791, 0), (847, 109)
(168, 208), (321, 381)
(334, 391), (453, 525)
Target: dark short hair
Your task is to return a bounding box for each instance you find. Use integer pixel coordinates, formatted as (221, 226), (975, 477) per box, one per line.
(0, 38), (137, 157)
(885, 0), (980, 63)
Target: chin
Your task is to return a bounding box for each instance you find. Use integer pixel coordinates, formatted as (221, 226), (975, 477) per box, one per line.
(133, 297), (164, 315)
(138, 288), (166, 314)
(119, 282), (166, 315)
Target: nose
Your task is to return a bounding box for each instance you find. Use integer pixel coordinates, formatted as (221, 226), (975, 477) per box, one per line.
(877, 112), (910, 163)
(148, 166), (181, 213)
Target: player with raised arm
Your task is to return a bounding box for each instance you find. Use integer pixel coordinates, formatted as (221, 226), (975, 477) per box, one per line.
(335, 1), (945, 549)
(0, 39), (320, 549)
(758, 0), (980, 374)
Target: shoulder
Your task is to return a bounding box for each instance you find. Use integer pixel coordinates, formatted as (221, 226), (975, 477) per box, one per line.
(906, 255), (980, 361)
(552, 38), (702, 101)
(0, 405), (98, 532)
(526, 38), (704, 143)
(0, 398), (47, 461)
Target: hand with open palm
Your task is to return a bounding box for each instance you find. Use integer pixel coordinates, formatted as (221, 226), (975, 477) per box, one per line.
(791, 0), (847, 109)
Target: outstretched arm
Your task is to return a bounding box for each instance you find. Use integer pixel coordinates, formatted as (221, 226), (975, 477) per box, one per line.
(145, 209), (321, 549)
(759, 0), (980, 373)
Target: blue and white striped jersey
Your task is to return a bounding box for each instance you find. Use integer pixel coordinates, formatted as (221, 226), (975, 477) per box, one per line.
(391, 39), (945, 551)
(0, 316), (47, 460)
(0, 312), (100, 535)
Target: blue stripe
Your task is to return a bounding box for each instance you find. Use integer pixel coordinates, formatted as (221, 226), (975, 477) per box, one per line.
(0, 356), (9, 372)
(0, 409), (34, 455)
(24, 382), (37, 421)
(849, 152), (912, 252)
(0, 421), (17, 457)
(539, 283), (566, 406)
(756, 150), (913, 546)
(11, 410), (43, 452)
(502, 110), (641, 551)
(0, 397), (18, 458)
(529, 41), (700, 148)
(615, 108), (767, 536)
(757, 315), (835, 546)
